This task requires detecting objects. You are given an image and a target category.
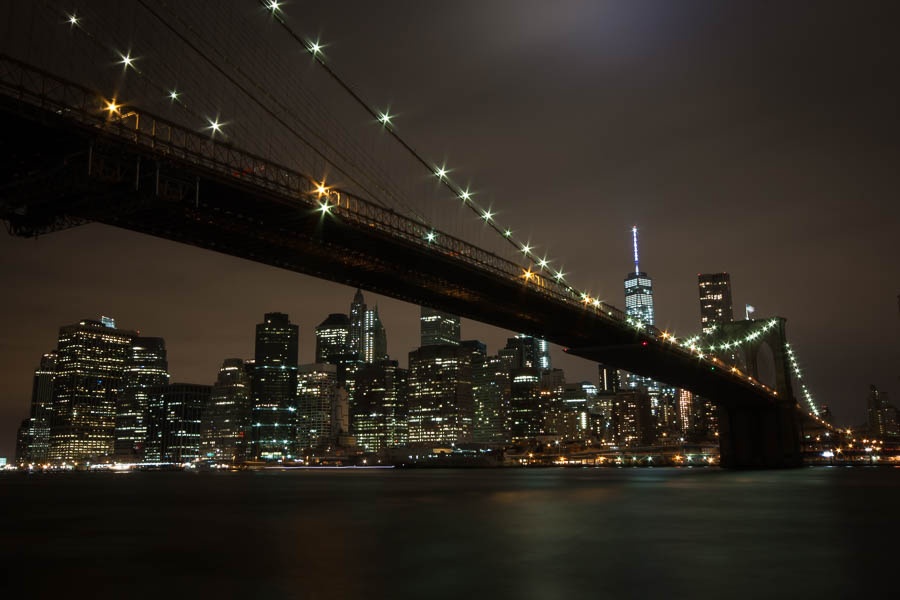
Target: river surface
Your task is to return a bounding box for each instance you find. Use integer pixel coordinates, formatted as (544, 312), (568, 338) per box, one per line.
(3, 466), (899, 599)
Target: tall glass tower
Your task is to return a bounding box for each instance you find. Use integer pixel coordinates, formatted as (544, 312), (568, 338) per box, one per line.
(624, 226), (654, 326)
(251, 312), (299, 460)
(420, 307), (460, 347)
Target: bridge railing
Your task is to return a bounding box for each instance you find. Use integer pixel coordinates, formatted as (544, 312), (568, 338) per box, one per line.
(0, 54), (780, 399)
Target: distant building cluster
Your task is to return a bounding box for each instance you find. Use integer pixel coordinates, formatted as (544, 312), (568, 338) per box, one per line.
(14, 282), (730, 468)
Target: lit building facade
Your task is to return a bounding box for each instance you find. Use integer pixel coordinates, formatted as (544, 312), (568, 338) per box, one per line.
(867, 385), (899, 438)
(114, 337), (169, 460)
(352, 359), (408, 453)
(49, 318), (136, 463)
(315, 313), (350, 364)
(297, 363), (340, 451)
(499, 335), (551, 372)
(145, 383), (210, 462)
(472, 354), (510, 444)
(201, 358), (252, 463)
(362, 306), (388, 364)
(407, 345), (473, 444)
(21, 352), (57, 464)
(349, 289), (366, 361)
(508, 367), (543, 441)
(420, 307), (461, 347)
(251, 312), (299, 460)
(612, 389), (655, 447)
(698, 272), (734, 334)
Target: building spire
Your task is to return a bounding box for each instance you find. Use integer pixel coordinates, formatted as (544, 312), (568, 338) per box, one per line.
(632, 225), (640, 274)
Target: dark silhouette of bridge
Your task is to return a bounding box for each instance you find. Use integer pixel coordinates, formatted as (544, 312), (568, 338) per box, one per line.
(0, 50), (818, 468)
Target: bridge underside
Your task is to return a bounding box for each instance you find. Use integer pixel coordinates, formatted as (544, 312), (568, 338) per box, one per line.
(0, 96), (802, 468)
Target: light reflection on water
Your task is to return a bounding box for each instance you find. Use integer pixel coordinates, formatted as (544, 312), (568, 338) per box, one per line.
(3, 467), (898, 598)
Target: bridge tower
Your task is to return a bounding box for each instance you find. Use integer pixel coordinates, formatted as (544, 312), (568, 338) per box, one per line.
(711, 317), (802, 468)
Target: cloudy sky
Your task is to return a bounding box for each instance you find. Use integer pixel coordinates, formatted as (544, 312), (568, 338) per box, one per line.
(1, 1), (898, 458)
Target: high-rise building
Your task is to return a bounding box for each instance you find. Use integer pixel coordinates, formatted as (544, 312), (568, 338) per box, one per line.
(315, 313), (350, 364)
(352, 359), (408, 453)
(698, 273), (734, 334)
(114, 337), (169, 460)
(407, 345), (473, 445)
(296, 363), (340, 451)
(251, 312), (299, 461)
(499, 335), (551, 371)
(420, 307), (461, 347)
(363, 305), (388, 364)
(145, 383), (210, 463)
(508, 367), (544, 441)
(471, 354), (511, 444)
(624, 226), (655, 326)
(201, 358), (252, 463)
(867, 385), (899, 438)
(22, 352), (57, 464)
(349, 289), (367, 361)
(612, 389), (655, 447)
(49, 318), (136, 463)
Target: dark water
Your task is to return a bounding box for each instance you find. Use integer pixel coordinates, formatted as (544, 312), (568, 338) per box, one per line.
(3, 467), (899, 599)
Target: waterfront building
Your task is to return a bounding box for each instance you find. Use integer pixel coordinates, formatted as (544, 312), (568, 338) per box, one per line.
(612, 389), (655, 447)
(21, 352), (57, 464)
(251, 312), (299, 460)
(352, 359), (408, 453)
(297, 363), (340, 451)
(867, 385), (899, 438)
(698, 273), (734, 335)
(407, 344), (473, 444)
(508, 367), (543, 441)
(349, 289), (366, 361)
(201, 358), (252, 463)
(145, 383), (210, 462)
(471, 354), (510, 444)
(48, 318), (136, 463)
(114, 337), (169, 461)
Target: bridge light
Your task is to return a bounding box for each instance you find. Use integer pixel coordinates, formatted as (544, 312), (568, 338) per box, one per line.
(207, 118), (223, 136)
(67, 13), (79, 26)
(119, 52), (135, 70)
(267, 1), (281, 12)
(377, 109), (393, 127)
(168, 89), (180, 101)
(459, 188), (471, 202)
(641, 341), (648, 347)
(105, 100), (120, 115)
(435, 165), (448, 180)
(482, 209), (493, 222)
(425, 231), (437, 243)
(538, 257), (549, 269)
(308, 40), (323, 56)
(555, 270), (565, 281)
(504, 229), (512, 237)
(315, 182), (328, 196)
(521, 243), (531, 256)
(592, 299), (601, 307)
(319, 201), (331, 215)
(523, 269), (534, 280)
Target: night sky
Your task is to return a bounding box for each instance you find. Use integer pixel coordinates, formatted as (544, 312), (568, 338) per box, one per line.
(1, 1), (898, 459)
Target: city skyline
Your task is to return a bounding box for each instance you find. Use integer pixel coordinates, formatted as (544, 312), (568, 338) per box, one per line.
(1, 0), (898, 459)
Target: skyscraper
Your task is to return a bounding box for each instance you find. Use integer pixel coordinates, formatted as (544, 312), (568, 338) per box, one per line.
(145, 383), (210, 463)
(22, 352), (56, 464)
(407, 345), (473, 445)
(420, 307), (461, 347)
(471, 354), (510, 444)
(698, 273), (734, 334)
(251, 312), (299, 460)
(315, 313), (350, 364)
(353, 359), (408, 453)
(624, 226), (654, 326)
(49, 318), (136, 463)
(349, 289), (366, 361)
(363, 305), (388, 364)
(114, 337), (169, 460)
(201, 358), (252, 463)
(499, 335), (551, 371)
(296, 363), (340, 451)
